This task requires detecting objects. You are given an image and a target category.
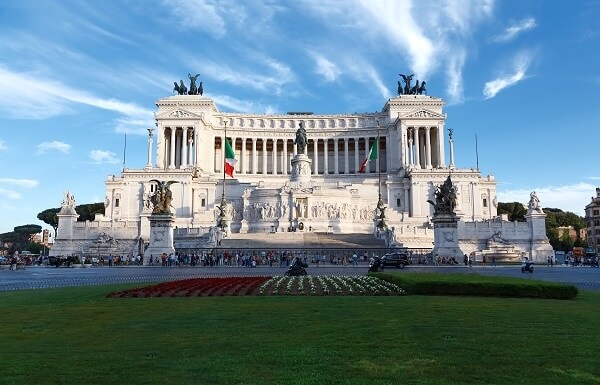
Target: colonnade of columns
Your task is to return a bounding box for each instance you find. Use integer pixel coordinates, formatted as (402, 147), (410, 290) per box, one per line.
(159, 127), (196, 169)
(402, 125), (445, 169)
(215, 135), (386, 175)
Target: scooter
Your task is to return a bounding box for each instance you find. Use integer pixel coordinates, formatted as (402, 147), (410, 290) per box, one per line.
(284, 258), (308, 276)
(368, 257), (383, 273)
(521, 261), (534, 273)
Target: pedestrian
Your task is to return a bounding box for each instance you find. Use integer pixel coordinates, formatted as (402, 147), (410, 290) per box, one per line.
(491, 256), (496, 267)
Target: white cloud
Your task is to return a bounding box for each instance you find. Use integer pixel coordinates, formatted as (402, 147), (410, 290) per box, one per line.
(162, 0), (231, 38)
(483, 52), (531, 99)
(0, 139), (6, 151)
(0, 178), (39, 188)
(0, 65), (154, 132)
(301, 0), (495, 104)
(344, 59), (389, 99)
(211, 94), (278, 114)
(492, 17), (537, 43)
(498, 182), (595, 216)
(445, 49), (466, 105)
(37, 141), (71, 154)
(201, 57), (295, 95)
(89, 150), (120, 164)
(0, 189), (21, 199)
(311, 53), (341, 82)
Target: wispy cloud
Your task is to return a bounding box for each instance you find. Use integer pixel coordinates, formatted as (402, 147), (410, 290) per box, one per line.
(201, 56), (296, 95)
(37, 141), (71, 154)
(0, 178), (39, 188)
(0, 189), (21, 199)
(445, 49), (466, 105)
(211, 94), (278, 114)
(0, 139), (6, 151)
(498, 182), (595, 216)
(0, 65), (154, 133)
(492, 17), (537, 43)
(90, 150), (120, 164)
(483, 52), (531, 99)
(162, 0), (233, 38)
(310, 52), (341, 82)
(302, 0), (495, 104)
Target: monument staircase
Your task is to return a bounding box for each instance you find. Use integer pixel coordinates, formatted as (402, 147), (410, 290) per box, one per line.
(218, 231), (386, 250)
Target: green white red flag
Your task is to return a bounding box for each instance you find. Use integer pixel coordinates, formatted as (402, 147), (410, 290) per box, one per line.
(358, 140), (378, 173)
(224, 138), (237, 178)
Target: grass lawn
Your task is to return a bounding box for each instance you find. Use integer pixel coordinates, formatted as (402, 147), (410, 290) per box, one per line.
(1, 284), (599, 385)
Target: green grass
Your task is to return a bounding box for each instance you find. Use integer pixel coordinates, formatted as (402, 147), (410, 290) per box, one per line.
(373, 272), (579, 299)
(1, 284), (599, 385)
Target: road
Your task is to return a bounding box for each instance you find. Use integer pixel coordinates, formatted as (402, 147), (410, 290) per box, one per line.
(1, 264), (599, 292)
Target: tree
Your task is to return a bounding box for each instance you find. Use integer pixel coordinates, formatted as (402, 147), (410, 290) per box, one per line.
(497, 202), (585, 251)
(14, 224), (42, 242)
(75, 202), (105, 222)
(37, 208), (60, 237)
(497, 202), (527, 222)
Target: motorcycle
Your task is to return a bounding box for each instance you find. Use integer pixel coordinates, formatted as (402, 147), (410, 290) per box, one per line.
(284, 257), (308, 276)
(521, 260), (534, 273)
(368, 257), (383, 273)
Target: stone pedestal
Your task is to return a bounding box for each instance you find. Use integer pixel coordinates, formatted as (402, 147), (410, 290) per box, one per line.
(431, 213), (464, 259)
(143, 214), (175, 265)
(290, 154), (312, 182)
(525, 209), (554, 262)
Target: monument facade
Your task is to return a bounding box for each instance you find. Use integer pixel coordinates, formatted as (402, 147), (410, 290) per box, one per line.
(51, 76), (501, 256)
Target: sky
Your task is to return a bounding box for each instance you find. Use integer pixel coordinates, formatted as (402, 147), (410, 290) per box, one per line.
(1, 0), (600, 235)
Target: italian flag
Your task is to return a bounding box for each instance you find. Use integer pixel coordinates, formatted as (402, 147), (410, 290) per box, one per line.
(224, 137), (237, 178)
(358, 140), (378, 173)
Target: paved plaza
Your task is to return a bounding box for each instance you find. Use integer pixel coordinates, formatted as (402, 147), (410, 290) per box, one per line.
(1, 264), (599, 292)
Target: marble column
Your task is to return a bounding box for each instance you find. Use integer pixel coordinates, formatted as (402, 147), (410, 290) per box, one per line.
(146, 128), (154, 168)
(425, 126), (432, 169)
(414, 127), (421, 169)
(344, 138), (349, 174)
(313, 139), (318, 174)
(437, 123), (446, 168)
(334, 138), (339, 174)
(272, 139), (278, 175)
(282, 139), (288, 175)
(408, 131), (413, 168)
(241, 137), (247, 174)
(354, 137), (359, 173)
(252, 138), (257, 174)
(323, 139), (329, 174)
(181, 127), (188, 169)
(169, 127), (176, 169)
(262, 139), (268, 174)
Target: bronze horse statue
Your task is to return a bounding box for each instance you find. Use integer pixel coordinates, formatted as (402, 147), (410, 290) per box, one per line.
(173, 80), (187, 95)
(149, 180), (178, 214)
(188, 73), (200, 95)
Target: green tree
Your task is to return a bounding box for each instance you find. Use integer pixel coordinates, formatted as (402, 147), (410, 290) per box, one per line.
(37, 208), (60, 237)
(14, 224), (42, 242)
(76, 202), (105, 222)
(497, 202), (527, 222)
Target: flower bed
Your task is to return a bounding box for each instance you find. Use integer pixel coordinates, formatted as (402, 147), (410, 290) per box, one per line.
(106, 276), (405, 298)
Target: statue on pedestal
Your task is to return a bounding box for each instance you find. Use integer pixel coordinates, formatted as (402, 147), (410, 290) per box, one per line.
(149, 180), (178, 214)
(294, 122), (307, 154)
(528, 191), (542, 212)
(427, 175), (458, 215)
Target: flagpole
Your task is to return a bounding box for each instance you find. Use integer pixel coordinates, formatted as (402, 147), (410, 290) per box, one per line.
(218, 121), (228, 233)
(377, 121), (381, 201)
(223, 122), (227, 201)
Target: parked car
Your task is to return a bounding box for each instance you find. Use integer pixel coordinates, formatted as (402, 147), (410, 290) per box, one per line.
(381, 252), (410, 268)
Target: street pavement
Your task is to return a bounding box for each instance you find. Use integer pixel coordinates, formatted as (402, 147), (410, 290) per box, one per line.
(1, 263), (599, 292)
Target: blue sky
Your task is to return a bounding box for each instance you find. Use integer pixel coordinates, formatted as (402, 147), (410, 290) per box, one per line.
(1, 0), (599, 235)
